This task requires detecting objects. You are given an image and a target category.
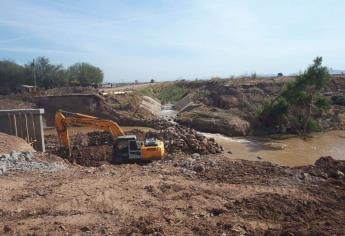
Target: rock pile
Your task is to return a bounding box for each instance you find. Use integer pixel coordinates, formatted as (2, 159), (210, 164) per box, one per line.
(0, 151), (66, 175)
(300, 156), (345, 180)
(146, 125), (223, 154)
(87, 131), (113, 146)
(178, 155), (217, 175)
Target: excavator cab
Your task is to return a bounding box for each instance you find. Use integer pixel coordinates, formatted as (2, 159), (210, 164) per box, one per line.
(112, 135), (142, 163)
(112, 135), (165, 163)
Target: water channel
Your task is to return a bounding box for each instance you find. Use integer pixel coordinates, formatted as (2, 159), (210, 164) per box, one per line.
(160, 105), (345, 167)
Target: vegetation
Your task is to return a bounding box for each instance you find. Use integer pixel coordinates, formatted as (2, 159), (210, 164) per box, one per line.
(68, 62), (103, 86)
(139, 83), (190, 104)
(259, 57), (330, 134)
(331, 95), (345, 106)
(26, 57), (68, 88)
(0, 60), (29, 92)
(0, 57), (103, 91)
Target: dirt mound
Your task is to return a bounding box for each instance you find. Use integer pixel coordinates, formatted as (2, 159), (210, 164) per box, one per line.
(298, 156), (345, 180)
(87, 131), (113, 146)
(0, 95), (34, 110)
(0, 132), (34, 155)
(39, 86), (98, 96)
(315, 156), (345, 172)
(70, 145), (112, 167)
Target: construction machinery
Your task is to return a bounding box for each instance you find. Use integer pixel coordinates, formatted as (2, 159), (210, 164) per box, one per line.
(55, 110), (165, 163)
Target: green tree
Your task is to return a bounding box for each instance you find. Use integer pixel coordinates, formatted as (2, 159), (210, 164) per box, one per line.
(0, 60), (28, 92)
(26, 57), (68, 88)
(259, 57), (330, 134)
(67, 62), (103, 86)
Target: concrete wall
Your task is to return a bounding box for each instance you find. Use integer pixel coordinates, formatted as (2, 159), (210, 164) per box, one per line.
(0, 109), (45, 152)
(173, 94), (195, 111)
(140, 96), (161, 116)
(34, 94), (150, 127)
(35, 94), (103, 126)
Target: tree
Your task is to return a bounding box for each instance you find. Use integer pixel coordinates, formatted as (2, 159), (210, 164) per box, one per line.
(68, 62), (103, 86)
(25, 57), (68, 88)
(0, 60), (28, 93)
(259, 57), (330, 134)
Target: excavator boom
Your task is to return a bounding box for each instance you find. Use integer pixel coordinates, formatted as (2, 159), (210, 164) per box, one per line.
(55, 110), (125, 156)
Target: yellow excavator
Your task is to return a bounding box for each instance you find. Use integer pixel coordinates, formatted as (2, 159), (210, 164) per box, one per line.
(55, 110), (165, 163)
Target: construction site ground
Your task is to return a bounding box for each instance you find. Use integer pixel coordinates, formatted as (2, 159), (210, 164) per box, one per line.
(1, 152), (345, 235)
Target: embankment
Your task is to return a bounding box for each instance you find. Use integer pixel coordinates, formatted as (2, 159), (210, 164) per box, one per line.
(34, 94), (158, 127)
(175, 76), (345, 136)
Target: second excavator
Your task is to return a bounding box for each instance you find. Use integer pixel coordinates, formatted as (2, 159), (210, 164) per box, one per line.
(55, 110), (165, 163)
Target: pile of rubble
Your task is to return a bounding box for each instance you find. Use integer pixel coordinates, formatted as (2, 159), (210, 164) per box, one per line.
(87, 131), (113, 146)
(0, 151), (66, 175)
(146, 125), (223, 155)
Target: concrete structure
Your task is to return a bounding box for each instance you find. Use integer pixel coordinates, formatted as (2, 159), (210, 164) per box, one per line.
(0, 109), (45, 152)
(140, 96), (161, 116)
(17, 85), (37, 93)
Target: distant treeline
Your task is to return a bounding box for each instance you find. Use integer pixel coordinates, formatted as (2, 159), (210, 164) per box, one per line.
(0, 57), (103, 91)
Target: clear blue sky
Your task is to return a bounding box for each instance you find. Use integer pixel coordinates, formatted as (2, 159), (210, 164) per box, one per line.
(1, 0), (344, 82)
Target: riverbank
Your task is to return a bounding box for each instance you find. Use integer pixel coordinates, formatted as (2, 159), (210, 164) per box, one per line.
(175, 76), (345, 136)
(160, 102), (345, 167)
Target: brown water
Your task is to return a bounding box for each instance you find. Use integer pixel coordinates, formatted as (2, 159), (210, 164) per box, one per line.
(202, 130), (345, 167)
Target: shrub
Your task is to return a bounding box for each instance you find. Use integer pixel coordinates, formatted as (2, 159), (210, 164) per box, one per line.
(331, 95), (345, 106)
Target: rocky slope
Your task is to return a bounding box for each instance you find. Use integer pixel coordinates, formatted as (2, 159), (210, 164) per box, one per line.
(176, 76), (345, 136)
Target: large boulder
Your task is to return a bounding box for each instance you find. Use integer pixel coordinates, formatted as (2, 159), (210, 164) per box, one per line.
(178, 112), (250, 136)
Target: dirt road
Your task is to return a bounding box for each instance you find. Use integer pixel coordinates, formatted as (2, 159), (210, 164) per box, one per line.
(1, 154), (344, 235)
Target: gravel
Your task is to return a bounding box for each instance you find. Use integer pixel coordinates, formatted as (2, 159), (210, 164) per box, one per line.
(0, 151), (66, 175)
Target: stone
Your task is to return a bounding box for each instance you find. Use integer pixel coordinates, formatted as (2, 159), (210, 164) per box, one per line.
(0, 166), (7, 175)
(336, 170), (344, 178)
(193, 164), (205, 172)
(80, 226), (91, 232)
(3, 225), (13, 233)
(208, 160), (216, 167)
(191, 153), (201, 159)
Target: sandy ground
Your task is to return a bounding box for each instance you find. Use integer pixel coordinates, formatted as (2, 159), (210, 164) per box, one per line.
(0, 133), (34, 155)
(0, 153), (344, 235)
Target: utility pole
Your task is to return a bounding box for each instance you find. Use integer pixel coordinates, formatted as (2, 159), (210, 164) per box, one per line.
(33, 59), (37, 87)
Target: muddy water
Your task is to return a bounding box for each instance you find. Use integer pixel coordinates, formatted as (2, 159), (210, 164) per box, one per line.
(202, 130), (345, 167)
(159, 105), (345, 166)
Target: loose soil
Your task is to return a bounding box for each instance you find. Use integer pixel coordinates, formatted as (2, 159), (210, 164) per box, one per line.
(0, 154), (344, 235)
(0, 132), (34, 155)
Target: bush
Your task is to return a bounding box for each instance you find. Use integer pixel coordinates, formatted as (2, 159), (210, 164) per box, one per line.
(331, 95), (345, 106)
(258, 57), (330, 134)
(158, 85), (189, 104)
(139, 84), (189, 104)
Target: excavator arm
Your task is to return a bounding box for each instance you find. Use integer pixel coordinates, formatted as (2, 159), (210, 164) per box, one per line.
(55, 110), (125, 156)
